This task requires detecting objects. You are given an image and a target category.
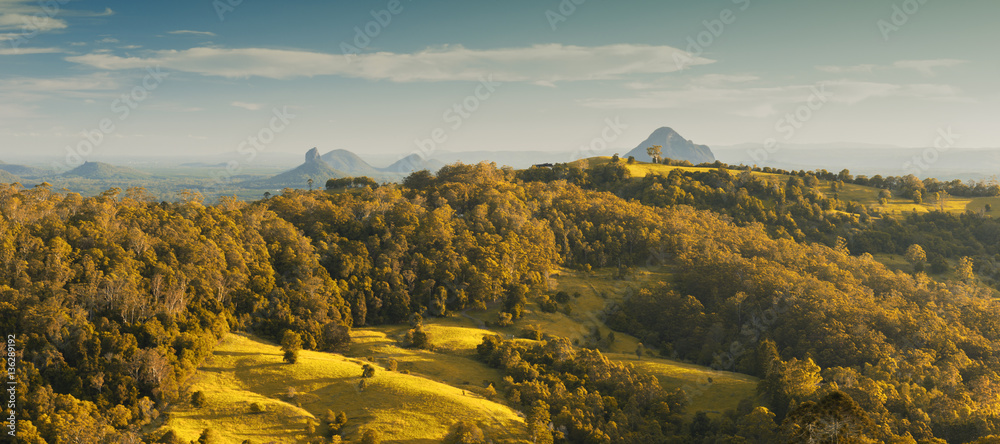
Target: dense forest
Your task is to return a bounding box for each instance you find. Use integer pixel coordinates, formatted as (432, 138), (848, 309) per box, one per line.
(4, 159), (1000, 443)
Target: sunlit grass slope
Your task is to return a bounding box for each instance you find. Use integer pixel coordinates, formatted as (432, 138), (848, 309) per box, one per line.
(448, 267), (760, 418)
(158, 333), (529, 444)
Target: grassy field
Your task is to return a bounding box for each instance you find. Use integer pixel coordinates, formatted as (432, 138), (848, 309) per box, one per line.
(448, 267), (760, 418)
(159, 266), (760, 442)
(157, 333), (529, 444)
(819, 180), (995, 216)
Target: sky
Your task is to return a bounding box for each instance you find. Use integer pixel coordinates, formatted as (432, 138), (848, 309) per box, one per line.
(1, 0), (998, 166)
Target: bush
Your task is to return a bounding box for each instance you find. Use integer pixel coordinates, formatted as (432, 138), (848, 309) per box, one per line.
(496, 312), (514, 327)
(250, 402), (265, 414)
(325, 410), (348, 436)
(157, 430), (183, 444)
(362, 363), (376, 378)
(197, 428), (221, 444)
(386, 359), (398, 371)
(191, 391), (206, 408)
(554, 291), (571, 304)
(443, 421), (487, 444)
(538, 295), (558, 313)
(520, 325), (543, 340)
(281, 330), (303, 364)
(404, 325), (429, 349)
(361, 429), (382, 444)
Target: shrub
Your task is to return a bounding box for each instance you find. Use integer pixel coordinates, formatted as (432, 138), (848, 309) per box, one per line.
(520, 325), (543, 341)
(281, 330), (302, 364)
(157, 430), (183, 444)
(362, 363), (376, 378)
(496, 312), (514, 327)
(191, 391), (206, 408)
(404, 325), (429, 349)
(249, 402), (265, 414)
(361, 429), (382, 444)
(538, 295), (558, 313)
(443, 421), (487, 444)
(325, 410), (348, 436)
(197, 428), (221, 444)
(386, 360), (398, 372)
(554, 291), (571, 304)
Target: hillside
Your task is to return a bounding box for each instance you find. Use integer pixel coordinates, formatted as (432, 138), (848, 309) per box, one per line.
(63, 161), (151, 180)
(0, 170), (20, 184)
(158, 334), (529, 443)
(0, 163), (49, 178)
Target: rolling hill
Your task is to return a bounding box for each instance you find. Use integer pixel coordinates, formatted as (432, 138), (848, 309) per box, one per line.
(63, 161), (151, 181)
(320, 149), (383, 177)
(0, 163), (51, 178)
(0, 170), (20, 184)
(158, 333), (530, 443)
(383, 153), (446, 174)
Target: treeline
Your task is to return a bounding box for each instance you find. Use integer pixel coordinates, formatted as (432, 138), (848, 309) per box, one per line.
(603, 205), (1000, 442)
(6, 159), (1000, 443)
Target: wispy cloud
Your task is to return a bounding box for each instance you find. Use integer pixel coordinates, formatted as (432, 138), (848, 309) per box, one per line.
(816, 59), (966, 76)
(893, 59), (967, 76)
(168, 30), (216, 37)
(0, 13), (67, 32)
(231, 101), (262, 110)
(65, 44), (715, 83)
(1, 73), (119, 91)
(0, 46), (59, 55)
(816, 64), (878, 74)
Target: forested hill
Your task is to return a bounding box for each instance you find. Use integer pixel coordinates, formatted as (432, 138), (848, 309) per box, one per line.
(5, 160), (1000, 443)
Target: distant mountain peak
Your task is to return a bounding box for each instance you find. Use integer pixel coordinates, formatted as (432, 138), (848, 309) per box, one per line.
(305, 147), (321, 163)
(626, 127), (715, 164)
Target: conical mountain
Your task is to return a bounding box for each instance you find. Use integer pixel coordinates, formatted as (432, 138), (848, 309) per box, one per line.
(64, 161), (150, 180)
(383, 154), (445, 174)
(262, 148), (348, 187)
(321, 149), (381, 176)
(626, 127), (715, 164)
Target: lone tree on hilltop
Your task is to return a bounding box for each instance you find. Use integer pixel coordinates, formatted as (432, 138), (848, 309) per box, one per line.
(646, 145), (663, 164)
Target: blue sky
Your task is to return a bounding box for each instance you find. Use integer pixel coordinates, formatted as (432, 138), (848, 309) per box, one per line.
(1, 0), (998, 165)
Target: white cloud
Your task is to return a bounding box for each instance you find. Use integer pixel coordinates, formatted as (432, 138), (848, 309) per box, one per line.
(893, 59), (967, 76)
(231, 101), (262, 110)
(65, 44), (715, 83)
(817, 59), (967, 76)
(0, 73), (121, 100)
(0, 13), (66, 32)
(168, 30), (216, 37)
(691, 74), (759, 86)
(0, 46), (58, 55)
(816, 64), (878, 74)
(96, 37), (119, 44)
